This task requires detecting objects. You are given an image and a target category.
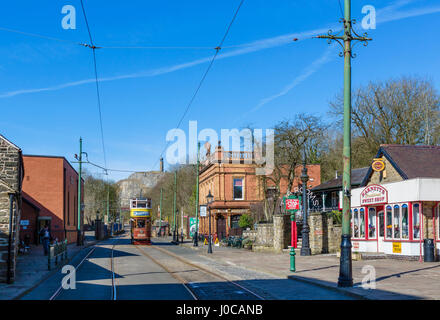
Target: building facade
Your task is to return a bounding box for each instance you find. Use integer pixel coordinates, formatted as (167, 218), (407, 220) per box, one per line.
(312, 167), (369, 212)
(22, 155), (84, 245)
(0, 134), (24, 283)
(350, 145), (440, 259)
(198, 143), (321, 239)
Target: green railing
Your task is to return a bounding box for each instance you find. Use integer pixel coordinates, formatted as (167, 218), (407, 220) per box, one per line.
(48, 239), (68, 270)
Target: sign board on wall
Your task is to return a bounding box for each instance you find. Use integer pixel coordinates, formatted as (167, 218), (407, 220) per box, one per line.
(392, 242), (402, 253)
(360, 184), (388, 205)
(352, 242), (359, 251)
(199, 205), (207, 217)
(372, 159), (385, 172)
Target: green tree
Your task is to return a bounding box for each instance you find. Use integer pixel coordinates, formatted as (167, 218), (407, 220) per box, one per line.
(238, 214), (253, 229)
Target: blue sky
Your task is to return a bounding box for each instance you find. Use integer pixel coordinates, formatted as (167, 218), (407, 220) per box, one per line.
(1, 0), (440, 181)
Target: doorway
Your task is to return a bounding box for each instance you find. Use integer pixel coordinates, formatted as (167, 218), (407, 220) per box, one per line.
(378, 210), (385, 253)
(36, 217), (51, 245)
(217, 215), (226, 240)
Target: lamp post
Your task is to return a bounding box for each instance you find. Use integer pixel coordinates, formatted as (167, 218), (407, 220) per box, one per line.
(194, 142), (200, 246)
(175, 209), (179, 244)
(300, 149), (311, 256)
(206, 190), (214, 254)
(158, 188), (163, 237)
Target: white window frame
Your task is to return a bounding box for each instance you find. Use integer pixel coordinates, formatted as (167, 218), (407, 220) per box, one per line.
(401, 204), (409, 240)
(385, 203), (410, 241)
(385, 205), (393, 240)
(436, 203), (439, 241)
(351, 207), (366, 240)
(367, 207), (377, 240)
(412, 203), (421, 240)
(233, 177), (244, 200)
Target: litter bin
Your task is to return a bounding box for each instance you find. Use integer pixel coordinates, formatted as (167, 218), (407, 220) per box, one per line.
(423, 239), (435, 262)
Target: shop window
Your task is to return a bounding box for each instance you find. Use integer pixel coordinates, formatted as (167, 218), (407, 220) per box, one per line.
(233, 178), (243, 200)
(412, 203), (420, 239)
(360, 208), (365, 238)
(393, 205), (401, 239)
(231, 215), (241, 229)
(402, 204), (409, 239)
(353, 209), (359, 238)
(386, 206), (392, 239)
(368, 208), (376, 239)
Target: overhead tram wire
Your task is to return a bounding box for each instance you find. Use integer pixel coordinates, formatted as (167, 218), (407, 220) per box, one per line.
(150, 0), (246, 172)
(79, 0), (107, 170)
(0, 26), (250, 51)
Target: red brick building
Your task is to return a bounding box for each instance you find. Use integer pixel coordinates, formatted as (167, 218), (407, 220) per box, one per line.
(21, 155), (84, 245)
(198, 144), (321, 239)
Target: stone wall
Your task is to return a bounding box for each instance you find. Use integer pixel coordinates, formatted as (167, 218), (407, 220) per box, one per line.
(273, 214), (291, 252)
(0, 135), (22, 283)
(309, 211), (341, 255)
(252, 223), (274, 252)
(242, 229), (257, 242)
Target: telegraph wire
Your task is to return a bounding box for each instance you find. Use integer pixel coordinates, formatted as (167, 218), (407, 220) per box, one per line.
(151, 0), (246, 172)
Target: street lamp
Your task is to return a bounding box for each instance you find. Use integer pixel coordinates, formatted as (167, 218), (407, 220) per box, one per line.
(300, 149), (311, 256)
(206, 190), (214, 254)
(175, 209), (179, 244)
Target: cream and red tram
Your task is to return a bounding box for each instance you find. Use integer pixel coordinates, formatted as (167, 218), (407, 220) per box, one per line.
(130, 197), (152, 245)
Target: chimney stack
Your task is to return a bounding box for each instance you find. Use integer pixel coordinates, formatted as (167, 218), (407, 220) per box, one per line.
(160, 157), (164, 172)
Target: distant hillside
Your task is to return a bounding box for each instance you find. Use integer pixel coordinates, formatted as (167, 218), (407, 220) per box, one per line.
(117, 171), (167, 208)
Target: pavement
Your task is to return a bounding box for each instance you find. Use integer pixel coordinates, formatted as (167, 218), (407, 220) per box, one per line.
(0, 234), (98, 300)
(175, 237), (440, 300)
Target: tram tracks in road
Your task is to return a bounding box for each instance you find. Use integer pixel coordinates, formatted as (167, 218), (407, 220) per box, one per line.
(135, 245), (265, 300)
(49, 239), (119, 301)
(134, 245), (198, 300)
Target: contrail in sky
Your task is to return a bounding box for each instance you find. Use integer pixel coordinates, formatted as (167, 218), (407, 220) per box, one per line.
(242, 0), (440, 113)
(0, 0), (439, 99)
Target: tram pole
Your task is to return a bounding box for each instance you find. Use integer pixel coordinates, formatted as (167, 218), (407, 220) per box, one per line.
(159, 188), (163, 237)
(76, 138), (83, 246)
(194, 142), (200, 246)
(315, 0), (371, 287)
(172, 171), (177, 243)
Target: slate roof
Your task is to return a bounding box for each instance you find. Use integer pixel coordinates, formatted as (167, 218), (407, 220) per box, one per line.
(361, 144), (440, 185)
(312, 167), (369, 192)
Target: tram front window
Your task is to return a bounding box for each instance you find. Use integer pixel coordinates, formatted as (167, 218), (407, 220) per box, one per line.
(137, 220), (145, 228)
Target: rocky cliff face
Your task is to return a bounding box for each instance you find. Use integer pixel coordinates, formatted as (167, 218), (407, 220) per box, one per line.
(117, 171), (166, 208)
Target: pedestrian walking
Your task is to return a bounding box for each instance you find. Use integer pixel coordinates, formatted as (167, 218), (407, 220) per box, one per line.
(39, 225), (51, 256)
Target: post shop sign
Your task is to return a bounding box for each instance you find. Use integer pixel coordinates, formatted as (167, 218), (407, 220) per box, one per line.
(360, 184), (388, 205)
(285, 198), (300, 211)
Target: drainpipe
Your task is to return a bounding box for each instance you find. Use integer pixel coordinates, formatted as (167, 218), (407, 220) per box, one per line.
(7, 194), (14, 284)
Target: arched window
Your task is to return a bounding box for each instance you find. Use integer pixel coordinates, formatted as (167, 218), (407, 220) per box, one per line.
(393, 205), (401, 239)
(360, 208), (365, 238)
(401, 204), (409, 239)
(412, 203), (420, 239)
(353, 209), (359, 238)
(386, 206), (392, 239)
